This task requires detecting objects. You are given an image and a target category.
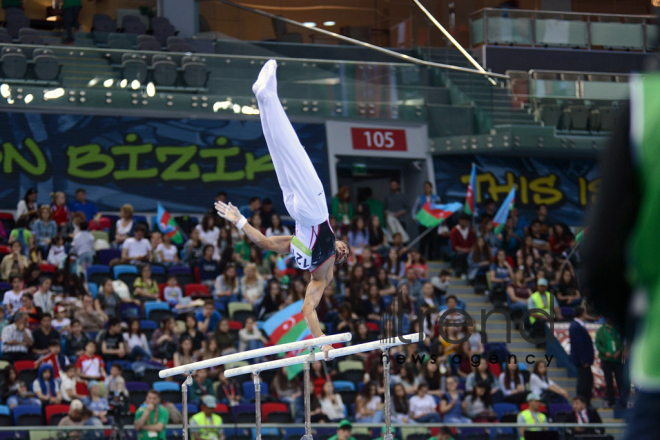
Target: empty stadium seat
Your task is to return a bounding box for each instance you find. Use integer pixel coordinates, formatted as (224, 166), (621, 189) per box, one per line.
(1, 52), (27, 79)
(145, 302), (170, 321)
(151, 17), (177, 46)
(592, 105), (616, 132)
(138, 40), (161, 52)
(114, 264), (138, 279)
(565, 105), (590, 130)
(107, 33), (132, 64)
(123, 57), (148, 83)
(152, 60), (178, 86)
(538, 103), (562, 127)
(0, 33), (10, 43)
(182, 62), (208, 88)
(338, 360), (364, 373)
(5, 12), (30, 39)
(45, 404), (70, 426)
(92, 14), (116, 44)
(13, 405), (42, 426)
(33, 54), (60, 82)
(168, 42), (192, 53)
(184, 283), (210, 297)
(123, 15), (147, 35)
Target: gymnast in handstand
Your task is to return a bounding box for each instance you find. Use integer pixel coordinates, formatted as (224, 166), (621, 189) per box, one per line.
(215, 59), (351, 359)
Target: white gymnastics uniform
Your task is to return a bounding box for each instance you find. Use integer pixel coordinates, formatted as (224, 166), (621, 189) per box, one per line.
(254, 60), (336, 272)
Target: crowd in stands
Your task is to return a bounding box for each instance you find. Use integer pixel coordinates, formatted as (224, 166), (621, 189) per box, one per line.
(0, 181), (615, 439)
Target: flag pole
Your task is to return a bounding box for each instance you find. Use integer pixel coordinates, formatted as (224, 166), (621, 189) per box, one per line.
(406, 226), (436, 250)
(558, 241), (581, 276)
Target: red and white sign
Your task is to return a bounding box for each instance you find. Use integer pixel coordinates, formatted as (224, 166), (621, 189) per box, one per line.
(351, 128), (407, 152)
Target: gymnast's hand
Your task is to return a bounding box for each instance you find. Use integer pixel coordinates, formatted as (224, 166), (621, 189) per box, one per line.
(215, 201), (241, 224)
(322, 344), (333, 361)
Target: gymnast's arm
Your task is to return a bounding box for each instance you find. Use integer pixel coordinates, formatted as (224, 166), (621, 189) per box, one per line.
(215, 201), (291, 254)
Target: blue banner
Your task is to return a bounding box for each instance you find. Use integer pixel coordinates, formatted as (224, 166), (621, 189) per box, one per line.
(0, 112), (329, 214)
(433, 155), (599, 225)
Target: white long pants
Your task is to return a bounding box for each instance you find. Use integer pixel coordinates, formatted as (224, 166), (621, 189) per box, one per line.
(256, 83), (328, 228)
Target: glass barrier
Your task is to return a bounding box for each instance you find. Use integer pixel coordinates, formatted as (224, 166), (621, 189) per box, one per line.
(470, 8), (656, 52)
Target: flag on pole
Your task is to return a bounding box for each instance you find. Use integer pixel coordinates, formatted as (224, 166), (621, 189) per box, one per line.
(492, 187), (516, 234)
(416, 202), (463, 228)
(156, 203), (184, 245)
(464, 163), (477, 215)
(575, 228), (587, 244)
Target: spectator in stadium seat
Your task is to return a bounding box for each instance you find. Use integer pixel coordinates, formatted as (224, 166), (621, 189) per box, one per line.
(409, 382), (441, 423)
(151, 315), (179, 361)
(1, 311), (33, 361)
(355, 381), (384, 424)
(51, 192), (70, 228)
(47, 236), (67, 267)
(64, 211), (86, 242)
(124, 318), (153, 361)
(149, 232), (162, 262)
(517, 393), (548, 439)
(9, 218), (33, 257)
(499, 357), (527, 405)
(16, 188), (38, 223)
(216, 227), (233, 260)
(412, 181), (440, 261)
(529, 220), (550, 253)
(0, 366), (18, 403)
(549, 224), (573, 255)
(1, 241), (28, 281)
(399, 267), (423, 300)
(265, 213), (290, 238)
(105, 363), (128, 397)
(57, 399), (85, 436)
(31, 312), (58, 355)
(467, 237), (490, 283)
(157, 234), (179, 266)
(347, 216), (369, 256)
(530, 360), (569, 404)
(52, 304), (71, 333)
(188, 366), (213, 405)
(96, 279), (122, 320)
(331, 186), (353, 229)
(556, 269), (582, 307)
(328, 419), (355, 440)
(196, 214), (220, 250)
(533, 204), (551, 237)
(213, 263), (239, 308)
(439, 376), (471, 423)
(183, 314), (204, 355)
(174, 335), (196, 368)
(115, 204), (134, 245)
(565, 395), (603, 436)
(2, 275), (23, 317)
(60, 363), (82, 403)
(213, 318), (236, 355)
(507, 267), (532, 314)
(115, 224), (151, 266)
(258, 279), (284, 319)
(489, 249), (513, 294)
(384, 179), (411, 238)
(75, 294), (107, 332)
(134, 264), (160, 303)
(135, 390), (169, 440)
(33, 277), (55, 315)
(196, 300), (221, 336)
(33, 205), (58, 254)
(83, 380), (109, 423)
(199, 245), (219, 289)
(65, 319), (90, 363)
(100, 317), (126, 362)
(238, 315), (268, 353)
(239, 197), (261, 220)
(0, 307), (8, 336)
(464, 381), (496, 421)
(33, 363), (62, 406)
(7, 380), (40, 409)
(215, 365), (241, 405)
(164, 275), (183, 307)
(450, 213), (476, 278)
(69, 188), (98, 222)
(570, 307), (594, 405)
(72, 220), (95, 269)
(240, 263), (264, 307)
(62, 0), (82, 44)
(465, 359), (501, 400)
(189, 395), (224, 440)
(184, 228), (204, 267)
(77, 340), (105, 381)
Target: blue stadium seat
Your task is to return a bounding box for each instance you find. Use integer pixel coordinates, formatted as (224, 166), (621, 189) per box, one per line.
(88, 282), (98, 299)
(113, 264), (138, 279)
(98, 249), (121, 266)
(493, 402), (519, 420)
(174, 403), (198, 415)
(153, 381), (181, 392)
(13, 404), (41, 425)
(150, 265), (166, 275)
(242, 381), (269, 400)
(331, 381), (355, 392)
(145, 302), (170, 321)
(87, 264), (110, 285)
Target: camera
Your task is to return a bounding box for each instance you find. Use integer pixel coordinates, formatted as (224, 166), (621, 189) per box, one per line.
(107, 392), (131, 428)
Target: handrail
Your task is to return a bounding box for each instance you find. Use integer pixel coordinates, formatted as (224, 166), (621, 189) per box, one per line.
(528, 69), (631, 77)
(471, 7), (656, 19)
(216, 0), (508, 80)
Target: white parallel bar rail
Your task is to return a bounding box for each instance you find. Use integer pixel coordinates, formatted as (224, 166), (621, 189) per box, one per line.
(159, 332), (352, 378)
(225, 333), (421, 378)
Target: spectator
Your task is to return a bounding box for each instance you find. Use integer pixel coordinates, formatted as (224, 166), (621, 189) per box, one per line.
(65, 319), (90, 363)
(449, 214), (475, 278)
(189, 367), (213, 404)
(0, 307), (8, 335)
(117, 224), (151, 265)
(318, 381), (345, 422)
(124, 318), (152, 361)
(383, 247), (405, 281)
(363, 284), (385, 321)
(57, 399), (84, 436)
(47, 236), (67, 267)
(392, 364), (419, 395)
(465, 360), (501, 400)
(238, 315), (268, 353)
(258, 198), (275, 229)
(556, 268), (582, 307)
(31, 312), (59, 355)
(530, 360), (569, 404)
(249, 246), (270, 277)
(406, 249), (429, 280)
(216, 227), (233, 260)
(135, 390), (169, 440)
(439, 376), (471, 423)
(9, 218), (32, 258)
(105, 363), (128, 397)
(409, 382), (441, 423)
(76, 340), (105, 381)
(568, 307), (594, 405)
(0, 366), (18, 403)
(82, 380), (108, 423)
(271, 369), (300, 405)
(33, 278), (54, 315)
(384, 179), (411, 239)
(72, 220), (95, 268)
(400, 267), (423, 300)
(540, 253), (559, 289)
(96, 279), (122, 320)
(489, 249), (513, 293)
(174, 335), (196, 367)
(565, 395), (603, 436)
(52, 304), (71, 333)
(182, 228), (204, 267)
(464, 381), (496, 421)
(213, 318), (236, 355)
(33, 205), (58, 252)
(61, 364), (82, 403)
(68, 188), (98, 222)
(16, 188), (38, 223)
(134, 264), (160, 303)
(100, 317), (126, 361)
(467, 237), (490, 283)
(33, 363), (62, 406)
(75, 294), (107, 332)
(506, 267), (532, 314)
(331, 186), (353, 228)
(182, 314), (204, 355)
(375, 267), (396, 297)
(7, 380), (40, 409)
(595, 317), (627, 408)
(215, 366), (241, 405)
(151, 232), (164, 260)
(517, 393), (547, 439)
(549, 223), (573, 255)
(1, 242), (28, 281)
(328, 419), (355, 440)
(258, 279), (284, 319)
(412, 181), (441, 260)
(157, 234), (179, 265)
(347, 217), (369, 255)
(2, 274), (23, 316)
(238, 197), (261, 220)
(198, 245), (219, 289)
(65, 211), (86, 241)
(527, 278), (563, 343)
(190, 395), (224, 440)
(389, 383), (414, 425)
(115, 204), (134, 245)
(197, 213), (220, 250)
(529, 220), (550, 252)
(355, 381), (383, 424)
(479, 217), (502, 257)
(266, 213), (290, 238)
(22, 263), (41, 294)
(1, 311), (33, 361)
(62, 0), (82, 44)
(51, 192), (69, 228)
(499, 357), (526, 404)
(151, 315), (179, 361)
(196, 300), (221, 336)
(240, 262), (264, 307)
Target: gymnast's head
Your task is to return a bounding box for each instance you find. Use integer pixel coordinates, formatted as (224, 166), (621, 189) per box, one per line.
(335, 240), (351, 265)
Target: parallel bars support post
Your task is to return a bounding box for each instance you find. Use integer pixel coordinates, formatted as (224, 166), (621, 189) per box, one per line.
(301, 347), (316, 440)
(255, 373), (262, 440)
(182, 374), (192, 440)
(382, 349), (393, 440)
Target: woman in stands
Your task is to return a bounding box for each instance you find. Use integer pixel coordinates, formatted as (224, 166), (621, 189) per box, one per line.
(258, 278), (284, 319)
(173, 335), (196, 368)
(463, 381), (496, 422)
(123, 318), (152, 362)
(467, 237), (491, 284)
(249, 246), (270, 277)
(540, 253), (560, 289)
(530, 360), (569, 404)
(517, 235), (541, 264)
(383, 247), (405, 281)
(556, 268), (582, 307)
(239, 262), (264, 308)
(439, 376), (471, 423)
(115, 204), (134, 246)
(367, 215), (387, 255)
(391, 383), (416, 424)
(213, 318), (236, 355)
(133, 264), (159, 303)
(507, 267), (532, 314)
(489, 249), (513, 293)
(183, 313), (205, 356)
(157, 234), (179, 266)
(499, 357), (527, 404)
(265, 213), (290, 238)
(348, 216), (369, 256)
(183, 228), (204, 267)
(419, 358), (443, 397)
(479, 216), (502, 257)
(151, 315), (179, 362)
(406, 250), (429, 280)
(355, 381), (384, 424)
(33, 205), (58, 255)
(213, 263), (239, 309)
(360, 247), (378, 278)
(392, 364), (419, 395)
(16, 188), (38, 224)
(465, 359), (502, 402)
(319, 381), (345, 422)
(364, 284), (385, 322)
(271, 368), (301, 405)
(376, 267), (396, 297)
(331, 186), (353, 231)
(196, 213), (220, 250)
(200, 339), (221, 380)
(33, 364), (62, 407)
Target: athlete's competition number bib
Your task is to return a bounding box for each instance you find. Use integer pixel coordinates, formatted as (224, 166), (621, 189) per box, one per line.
(290, 236), (312, 270)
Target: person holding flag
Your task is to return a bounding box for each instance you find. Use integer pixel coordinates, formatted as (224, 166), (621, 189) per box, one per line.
(412, 181), (441, 261)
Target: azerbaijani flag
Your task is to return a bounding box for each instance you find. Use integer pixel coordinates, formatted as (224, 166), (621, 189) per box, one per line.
(416, 201), (463, 228)
(575, 227), (587, 244)
(464, 163), (477, 215)
(156, 203), (184, 245)
(492, 187), (516, 234)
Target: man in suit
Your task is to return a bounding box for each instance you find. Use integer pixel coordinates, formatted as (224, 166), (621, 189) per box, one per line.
(566, 395), (603, 437)
(569, 307), (594, 405)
